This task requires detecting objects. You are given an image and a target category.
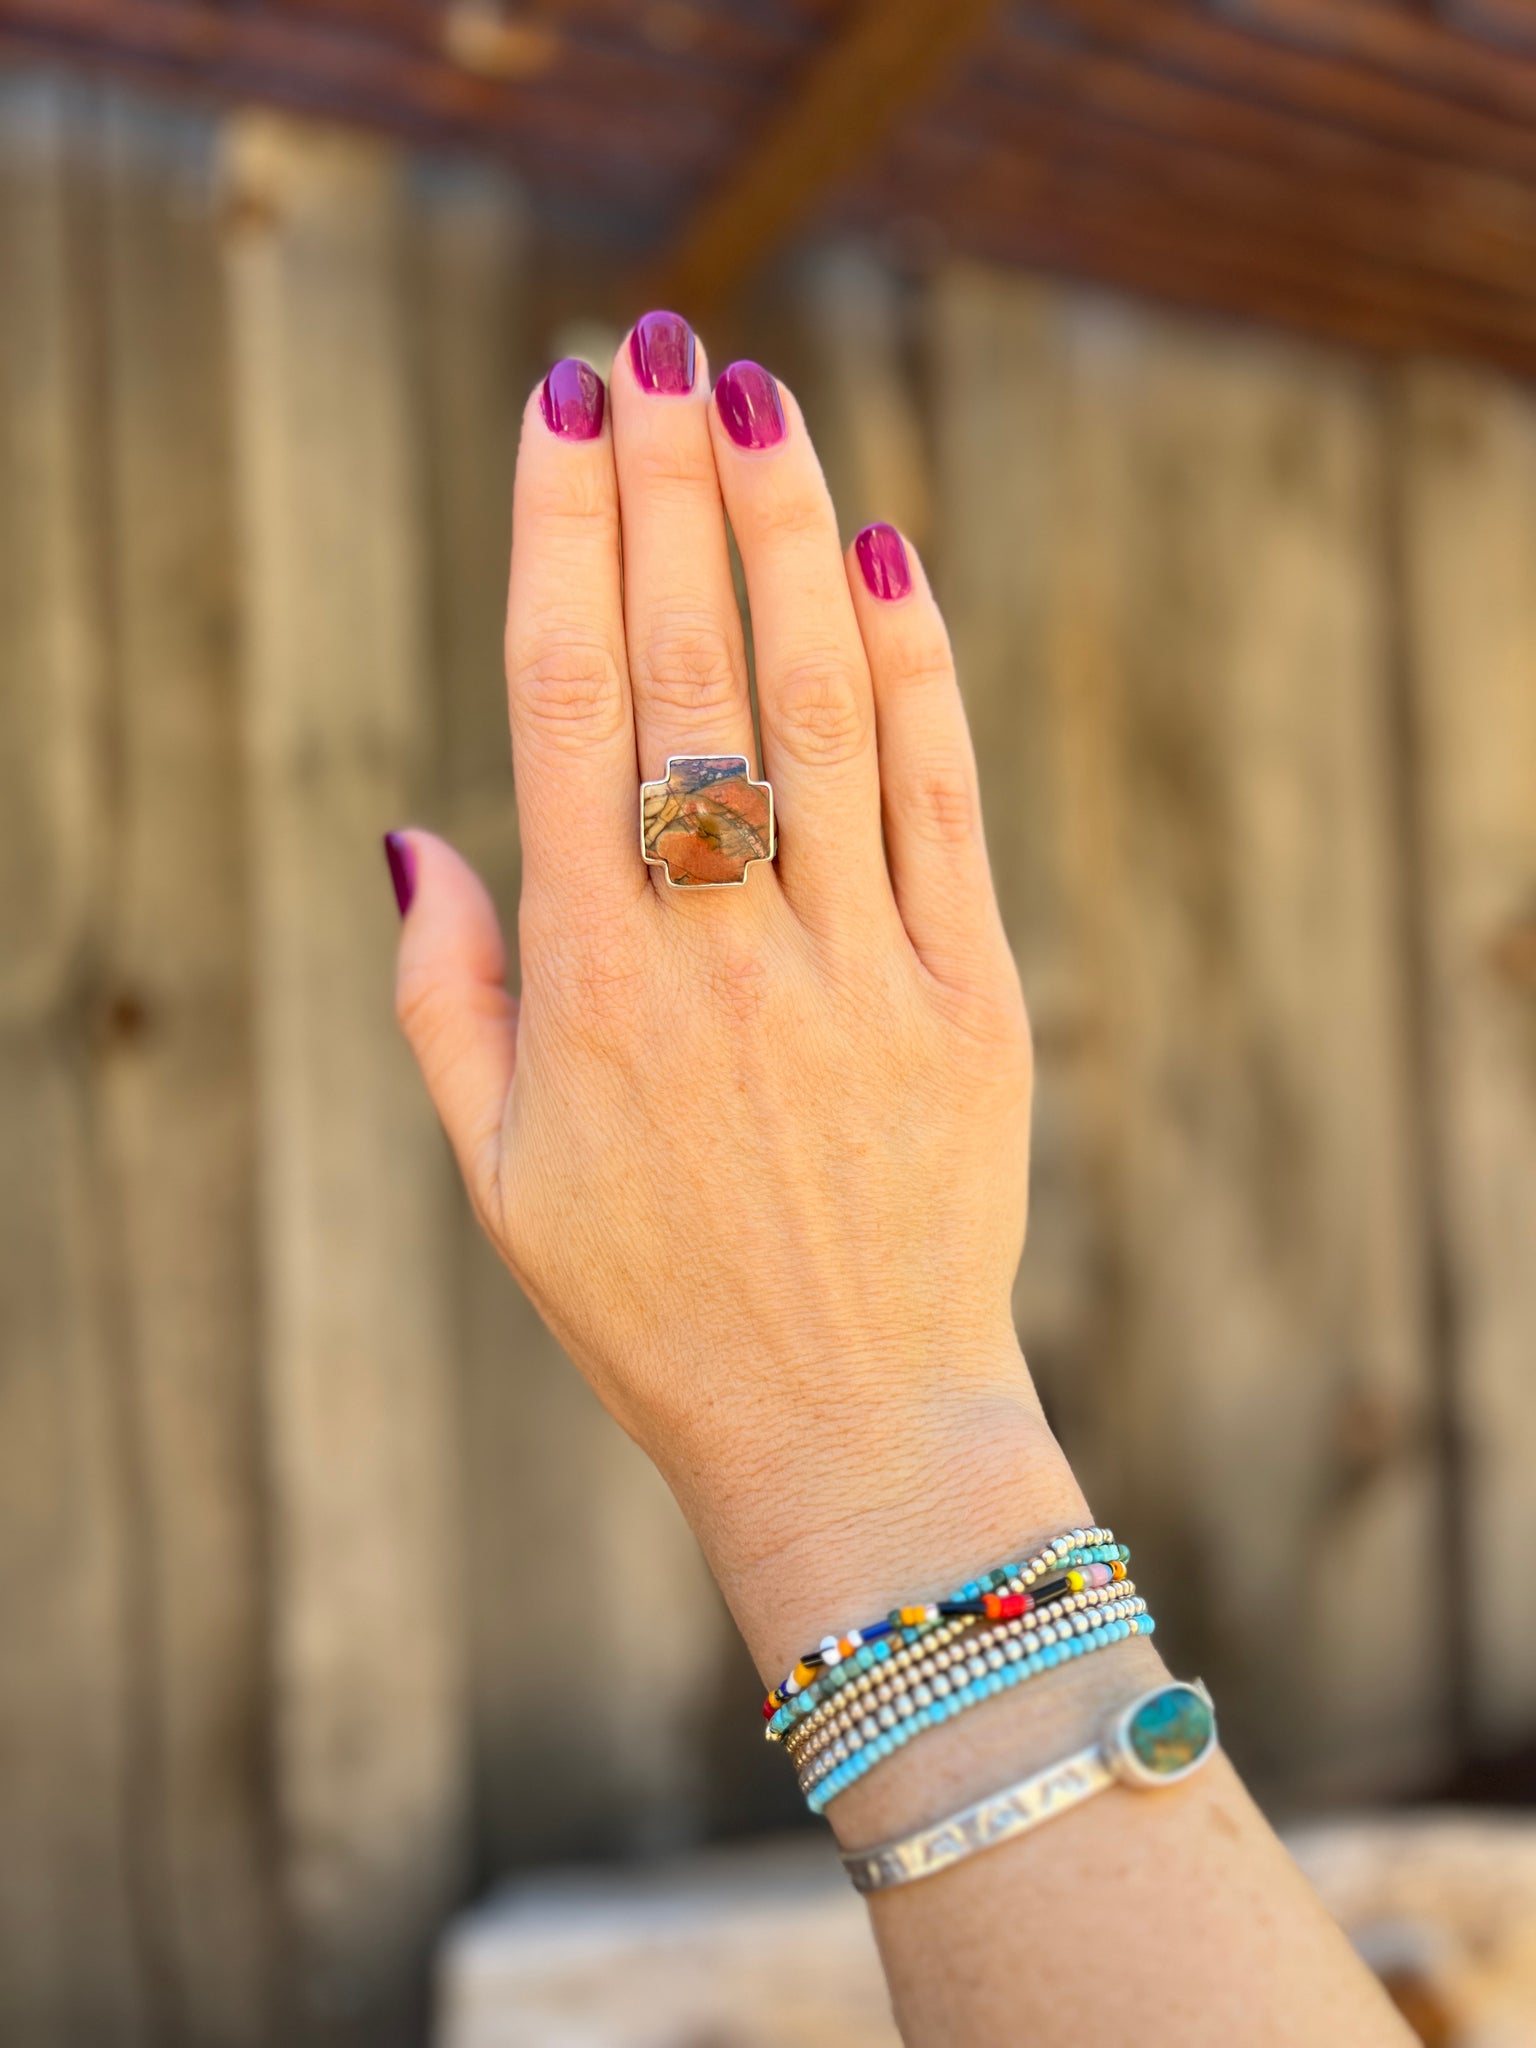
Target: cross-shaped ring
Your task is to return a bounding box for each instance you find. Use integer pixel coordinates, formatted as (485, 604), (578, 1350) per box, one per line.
(640, 755), (776, 888)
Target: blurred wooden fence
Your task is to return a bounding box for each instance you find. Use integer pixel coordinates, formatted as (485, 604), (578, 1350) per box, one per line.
(2, 67), (1534, 2048)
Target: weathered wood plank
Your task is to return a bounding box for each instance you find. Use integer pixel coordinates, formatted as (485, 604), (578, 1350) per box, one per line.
(414, 160), (729, 1867)
(224, 111), (467, 2043)
(1070, 307), (1439, 1797)
(1398, 360), (1536, 1750)
(0, 71), (148, 2047)
(96, 88), (281, 2044)
(930, 264), (1442, 1797)
(922, 268), (1117, 1439)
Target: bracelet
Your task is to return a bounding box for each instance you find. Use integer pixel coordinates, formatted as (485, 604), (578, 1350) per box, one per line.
(787, 1585), (1143, 1778)
(765, 1550), (1129, 1743)
(785, 1579), (1140, 1772)
(839, 1679), (1218, 1893)
(806, 1609), (1156, 1813)
(772, 1560), (1127, 1745)
(764, 1525), (1124, 1723)
(797, 1597), (1150, 1798)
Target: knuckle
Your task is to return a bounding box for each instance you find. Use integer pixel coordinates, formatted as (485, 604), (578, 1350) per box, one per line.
(748, 487), (835, 551)
(906, 763), (981, 847)
(516, 445), (618, 532)
(634, 613), (744, 717)
(632, 439), (717, 495)
(525, 903), (645, 1051)
(884, 642), (956, 696)
(771, 655), (870, 766)
(509, 626), (627, 748)
(394, 966), (456, 1066)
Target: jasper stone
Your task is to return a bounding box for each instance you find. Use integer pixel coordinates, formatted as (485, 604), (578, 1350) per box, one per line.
(1126, 1684), (1216, 1777)
(641, 756), (774, 887)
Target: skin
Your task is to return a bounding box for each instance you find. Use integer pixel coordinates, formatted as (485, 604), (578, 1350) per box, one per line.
(391, 322), (1414, 2046)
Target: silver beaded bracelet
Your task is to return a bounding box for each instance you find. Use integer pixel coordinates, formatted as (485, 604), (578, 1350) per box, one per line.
(839, 1679), (1218, 1895)
(785, 1578), (1139, 1771)
(795, 1593), (1149, 1795)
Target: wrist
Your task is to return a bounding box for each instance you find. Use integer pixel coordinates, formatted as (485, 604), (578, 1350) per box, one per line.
(662, 1341), (1089, 1682)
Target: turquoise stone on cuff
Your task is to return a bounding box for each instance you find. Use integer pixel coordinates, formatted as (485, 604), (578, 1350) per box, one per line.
(1125, 1683), (1216, 1779)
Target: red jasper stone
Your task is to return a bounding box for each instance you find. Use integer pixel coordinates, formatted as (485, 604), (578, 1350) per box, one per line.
(641, 756), (774, 887)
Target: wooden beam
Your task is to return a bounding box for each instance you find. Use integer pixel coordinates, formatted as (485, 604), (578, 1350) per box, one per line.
(1220, 0), (1536, 113)
(650, 0), (1002, 318)
(1442, 0), (1536, 56)
(1056, 0), (1536, 174)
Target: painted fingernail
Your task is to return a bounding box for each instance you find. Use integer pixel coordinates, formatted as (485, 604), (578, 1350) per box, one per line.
(854, 523), (912, 602)
(539, 358), (605, 441)
(383, 832), (417, 917)
(714, 360), (786, 450)
(630, 310), (696, 395)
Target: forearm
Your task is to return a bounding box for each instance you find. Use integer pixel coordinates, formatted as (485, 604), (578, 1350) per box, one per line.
(706, 1352), (1413, 2048)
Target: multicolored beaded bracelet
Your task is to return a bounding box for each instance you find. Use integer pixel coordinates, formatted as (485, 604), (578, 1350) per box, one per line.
(782, 1574), (1137, 1754)
(763, 1526), (1125, 1726)
(792, 1594), (1149, 1789)
(765, 1564), (1130, 1746)
(804, 1610), (1157, 1814)
(765, 1553), (1130, 1742)
(773, 1557), (1128, 1739)
(785, 1582), (1142, 1774)
(795, 1599), (1150, 1795)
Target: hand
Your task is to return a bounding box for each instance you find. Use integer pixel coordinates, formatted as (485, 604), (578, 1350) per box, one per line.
(389, 320), (1084, 1673)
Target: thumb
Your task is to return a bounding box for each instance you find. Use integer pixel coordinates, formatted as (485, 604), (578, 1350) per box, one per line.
(385, 829), (517, 1222)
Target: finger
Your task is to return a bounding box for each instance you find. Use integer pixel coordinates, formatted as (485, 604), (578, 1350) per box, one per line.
(611, 313), (757, 788)
(708, 363), (891, 928)
(506, 359), (639, 919)
(845, 525), (1011, 987)
(387, 830), (517, 1221)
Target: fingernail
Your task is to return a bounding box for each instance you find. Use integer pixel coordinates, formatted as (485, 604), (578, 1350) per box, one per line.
(383, 831), (417, 917)
(630, 310), (696, 395)
(854, 523), (912, 602)
(539, 358), (605, 441)
(714, 360), (785, 450)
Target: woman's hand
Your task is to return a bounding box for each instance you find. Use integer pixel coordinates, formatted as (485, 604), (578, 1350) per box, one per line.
(389, 317), (1085, 1674)
(388, 317), (1417, 2048)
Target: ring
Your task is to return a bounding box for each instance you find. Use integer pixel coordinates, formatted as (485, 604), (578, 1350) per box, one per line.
(640, 755), (776, 889)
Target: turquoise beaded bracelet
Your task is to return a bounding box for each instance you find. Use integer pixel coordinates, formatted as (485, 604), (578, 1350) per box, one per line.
(786, 1582), (1144, 1780)
(805, 1610), (1156, 1814)
(796, 1595), (1149, 1795)
(765, 1531), (1127, 1738)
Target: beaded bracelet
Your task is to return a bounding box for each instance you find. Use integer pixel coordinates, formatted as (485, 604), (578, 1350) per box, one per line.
(795, 1595), (1149, 1793)
(772, 1558), (1127, 1746)
(764, 1526), (1124, 1727)
(805, 1610), (1156, 1814)
(786, 1580), (1141, 1775)
(763, 1526), (1120, 1715)
(794, 1595), (1149, 1792)
(783, 1575), (1136, 1759)
(765, 1559), (1130, 1743)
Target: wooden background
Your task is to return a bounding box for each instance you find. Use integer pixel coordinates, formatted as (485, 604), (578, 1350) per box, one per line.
(2, 65), (1534, 2048)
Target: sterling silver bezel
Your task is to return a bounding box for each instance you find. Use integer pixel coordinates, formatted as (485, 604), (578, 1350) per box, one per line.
(1106, 1678), (1217, 1791)
(639, 753), (777, 889)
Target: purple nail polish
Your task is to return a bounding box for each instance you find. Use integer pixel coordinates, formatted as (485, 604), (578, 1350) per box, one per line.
(630, 310), (696, 395)
(539, 358), (605, 441)
(714, 360), (786, 450)
(855, 523), (912, 602)
(383, 831), (417, 917)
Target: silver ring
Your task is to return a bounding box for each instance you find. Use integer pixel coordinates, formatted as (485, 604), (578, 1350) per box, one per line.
(640, 755), (776, 889)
